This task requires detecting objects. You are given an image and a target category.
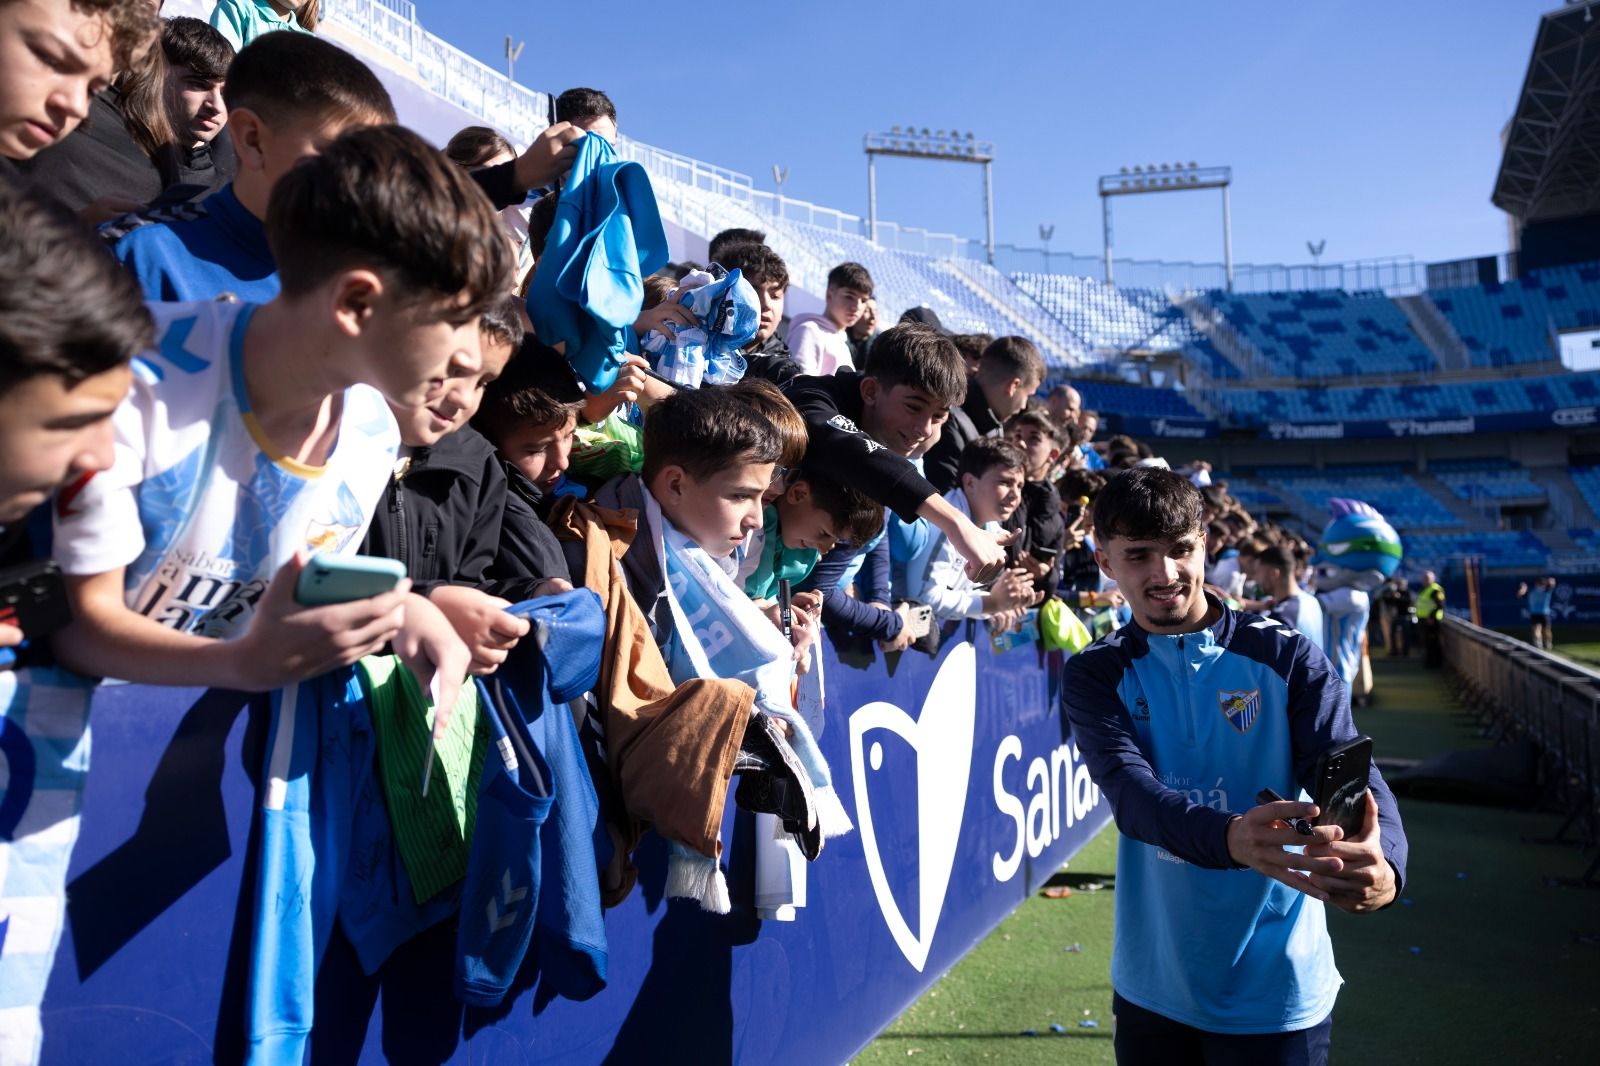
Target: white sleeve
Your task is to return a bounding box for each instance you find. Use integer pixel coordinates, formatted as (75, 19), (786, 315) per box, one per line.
(52, 372), (152, 577)
(915, 533), (985, 620)
(787, 321), (826, 376)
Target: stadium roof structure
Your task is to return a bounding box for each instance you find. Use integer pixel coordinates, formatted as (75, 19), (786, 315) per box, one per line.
(1492, 1), (1600, 223)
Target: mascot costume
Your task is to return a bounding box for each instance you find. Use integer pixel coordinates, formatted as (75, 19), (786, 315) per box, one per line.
(1312, 500), (1403, 699)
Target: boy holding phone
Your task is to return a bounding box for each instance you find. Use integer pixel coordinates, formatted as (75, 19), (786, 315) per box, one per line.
(51, 125), (509, 713)
(1060, 468), (1408, 1065)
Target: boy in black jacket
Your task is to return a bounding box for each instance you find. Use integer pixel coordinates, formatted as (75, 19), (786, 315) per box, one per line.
(780, 324), (1011, 585)
(1003, 405), (1068, 596)
(471, 341), (586, 592)
(360, 295), (568, 676)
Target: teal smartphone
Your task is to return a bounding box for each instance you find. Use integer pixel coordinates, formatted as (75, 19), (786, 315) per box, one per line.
(294, 554), (407, 607)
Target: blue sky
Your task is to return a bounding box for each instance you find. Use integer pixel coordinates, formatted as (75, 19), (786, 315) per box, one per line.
(412, 0), (1556, 270)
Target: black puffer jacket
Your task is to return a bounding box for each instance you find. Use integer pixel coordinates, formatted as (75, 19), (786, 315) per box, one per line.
(489, 461), (573, 600)
(359, 426), (507, 595)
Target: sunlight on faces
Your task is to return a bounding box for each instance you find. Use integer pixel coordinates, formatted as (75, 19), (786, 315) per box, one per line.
(338, 280), (484, 412)
(653, 461), (774, 558)
(165, 64), (225, 146)
(498, 410), (577, 493)
(753, 280), (785, 345)
(776, 480), (841, 555)
(826, 286), (868, 330)
(0, 363), (132, 522)
(1009, 423), (1059, 478)
(0, 0), (117, 159)
(961, 463), (1025, 527)
(391, 334), (514, 447)
(859, 378), (950, 457)
(232, 107), (384, 217)
(1094, 529), (1210, 634)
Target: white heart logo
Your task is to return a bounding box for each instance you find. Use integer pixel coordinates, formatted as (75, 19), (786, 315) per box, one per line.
(849, 642), (977, 972)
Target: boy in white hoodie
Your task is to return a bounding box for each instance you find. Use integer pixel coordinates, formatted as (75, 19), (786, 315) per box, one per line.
(785, 261), (872, 375)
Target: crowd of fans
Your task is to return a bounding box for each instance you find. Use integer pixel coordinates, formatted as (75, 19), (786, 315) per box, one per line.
(0, 2), (1412, 1059)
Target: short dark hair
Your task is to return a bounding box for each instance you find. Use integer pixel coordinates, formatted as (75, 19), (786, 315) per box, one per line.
(1092, 469), (1204, 544)
(223, 31), (395, 128)
(827, 261), (873, 297)
(266, 125), (513, 319)
(161, 16), (233, 81)
(708, 227), (765, 264)
(554, 87), (616, 125)
(951, 333), (992, 364)
(479, 292), (526, 351)
(796, 467), (884, 547)
(714, 241), (789, 293)
(0, 186), (152, 395)
(1256, 544), (1294, 575)
(977, 335), (1046, 389)
(1056, 468), (1106, 502)
(1005, 405), (1061, 445)
(444, 125), (513, 169)
(862, 324), (967, 406)
(958, 437), (1026, 483)
(473, 349), (585, 443)
(643, 388), (781, 483)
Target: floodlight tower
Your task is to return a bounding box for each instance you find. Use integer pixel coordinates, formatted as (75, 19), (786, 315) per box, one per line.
(864, 127), (997, 263)
(1098, 163), (1233, 289)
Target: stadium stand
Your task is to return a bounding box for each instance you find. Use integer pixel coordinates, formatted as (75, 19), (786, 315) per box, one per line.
(1572, 466), (1600, 518)
(1073, 380), (1209, 420)
(1401, 531), (1551, 571)
(1428, 261), (1600, 369)
(1252, 466), (1464, 530)
(1199, 289), (1437, 379)
(1430, 458), (1547, 502)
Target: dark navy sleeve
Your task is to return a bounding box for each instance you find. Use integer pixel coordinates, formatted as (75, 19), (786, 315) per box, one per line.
(1061, 644), (1238, 869)
(1283, 634), (1410, 896)
(783, 374), (937, 523)
(801, 540), (902, 640)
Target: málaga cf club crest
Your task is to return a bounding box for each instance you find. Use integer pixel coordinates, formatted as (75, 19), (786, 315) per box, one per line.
(1219, 689), (1262, 734)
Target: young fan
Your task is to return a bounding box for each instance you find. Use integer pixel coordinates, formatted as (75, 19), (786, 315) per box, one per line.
(105, 31), (395, 302)
(905, 437), (1039, 624)
(51, 125), (514, 717)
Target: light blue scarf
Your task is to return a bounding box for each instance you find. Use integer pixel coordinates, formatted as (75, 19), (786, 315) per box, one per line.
(641, 491), (851, 910)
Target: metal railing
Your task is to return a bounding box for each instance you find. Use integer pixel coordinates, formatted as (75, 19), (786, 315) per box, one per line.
(1443, 615), (1600, 883)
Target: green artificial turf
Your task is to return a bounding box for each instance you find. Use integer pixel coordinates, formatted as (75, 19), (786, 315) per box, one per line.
(855, 658), (1600, 1065)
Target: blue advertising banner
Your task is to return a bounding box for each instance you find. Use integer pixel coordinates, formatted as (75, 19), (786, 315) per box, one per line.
(25, 632), (1108, 1065)
(1255, 404), (1600, 442)
(1109, 413), (1219, 440)
(1443, 573), (1600, 630)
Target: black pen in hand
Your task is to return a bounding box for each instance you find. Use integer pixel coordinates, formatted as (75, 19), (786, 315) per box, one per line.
(1256, 788), (1314, 835)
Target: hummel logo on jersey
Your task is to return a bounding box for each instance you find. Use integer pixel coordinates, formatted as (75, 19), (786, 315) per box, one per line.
(828, 414), (860, 434)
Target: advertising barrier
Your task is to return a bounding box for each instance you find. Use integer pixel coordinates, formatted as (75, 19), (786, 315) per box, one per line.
(19, 632), (1107, 1064)
(1443, 573), (1600, 629)
(1257, 405), (1599, 442)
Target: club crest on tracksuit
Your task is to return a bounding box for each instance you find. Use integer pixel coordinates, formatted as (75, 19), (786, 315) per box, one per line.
(1219, 689), (1261, 733)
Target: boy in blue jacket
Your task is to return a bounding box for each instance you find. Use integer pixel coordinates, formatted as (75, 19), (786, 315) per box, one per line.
(1061, 468), (1407, 1066)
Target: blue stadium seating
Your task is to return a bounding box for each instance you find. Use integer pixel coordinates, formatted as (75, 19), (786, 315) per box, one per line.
(1428, 262), (1600, 369)
(1074, 381), (1208, 420)
(1253, 469), (1462, 530)
(1572, 467), (1600, 518)
(1202, 289), (1436, 378)
(1430, 459), (1546, 501)
(1400, 531), (1550, 570)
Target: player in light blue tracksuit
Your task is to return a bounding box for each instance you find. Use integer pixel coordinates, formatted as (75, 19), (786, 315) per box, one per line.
(1061, 469), (1408, 1066)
